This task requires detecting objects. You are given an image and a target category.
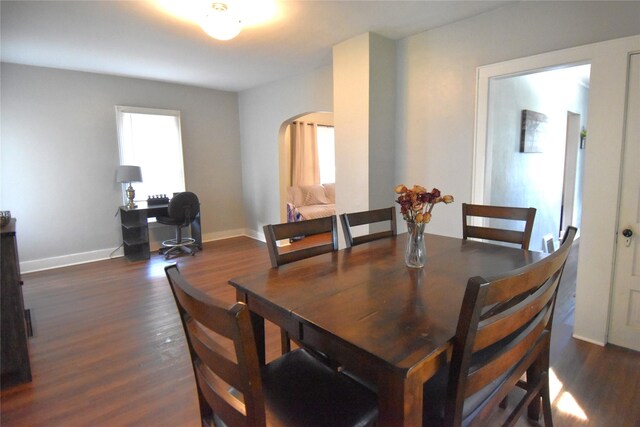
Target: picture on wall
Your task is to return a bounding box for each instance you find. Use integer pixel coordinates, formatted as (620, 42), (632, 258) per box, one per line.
(520, 109), (548, 153)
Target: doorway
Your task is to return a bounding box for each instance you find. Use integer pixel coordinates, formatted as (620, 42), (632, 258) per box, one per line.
(481, 64), (589, 252)
(277, 112), (335, 223)
(473, 35), (640, 347)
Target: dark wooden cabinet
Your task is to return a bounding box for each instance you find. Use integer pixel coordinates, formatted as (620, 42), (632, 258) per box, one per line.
(1, 218), (32, 388)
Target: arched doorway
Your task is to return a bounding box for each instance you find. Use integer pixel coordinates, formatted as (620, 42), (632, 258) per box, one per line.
(277, 112), (335, 223)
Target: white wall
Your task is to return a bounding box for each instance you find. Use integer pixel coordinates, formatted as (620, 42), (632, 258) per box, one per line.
(1, 63), (244, 271)
(333, 33), (398, 242)
(396, 1), (640, 345)
(396, 1), (640, 238)
(4, 1), (639, 340)
(238, 65), (333, 239)
(368, 33), (397, 212)
(486, 68), (589, 252)
(333, 34), (371, 227)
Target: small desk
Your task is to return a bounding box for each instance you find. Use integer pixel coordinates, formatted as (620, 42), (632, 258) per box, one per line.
(229, 233), (544, 426)
(119, 202), (202, 262)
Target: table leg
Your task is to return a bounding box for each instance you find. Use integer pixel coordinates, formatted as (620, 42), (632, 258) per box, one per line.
(250, 311), (266, 366)
(378, 372), (424, 426)
(236, 290), (265, 366)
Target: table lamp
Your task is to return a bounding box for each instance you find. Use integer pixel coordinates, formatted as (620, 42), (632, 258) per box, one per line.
(116, 165), (143, 209)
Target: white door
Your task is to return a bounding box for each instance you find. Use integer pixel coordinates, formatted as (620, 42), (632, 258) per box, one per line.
(608, 53), (640, 351)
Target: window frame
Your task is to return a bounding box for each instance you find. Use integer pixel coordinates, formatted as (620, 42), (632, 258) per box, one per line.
(115, 105), (186, 205)
(316, 124), (335, 184)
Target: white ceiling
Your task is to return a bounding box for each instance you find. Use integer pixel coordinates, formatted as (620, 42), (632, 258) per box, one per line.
(1, 0), (513, 92)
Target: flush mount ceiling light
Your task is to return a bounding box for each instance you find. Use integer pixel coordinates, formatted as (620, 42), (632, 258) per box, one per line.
(200, 2), (242, 41)
(154, 0), (279, 41)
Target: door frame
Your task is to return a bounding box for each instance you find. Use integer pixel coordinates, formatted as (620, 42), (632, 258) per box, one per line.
(278, 112), (334, 224)
(607, 53), (640, 351)
(473, 34), (640, 346)
(561, 111), (582, 240)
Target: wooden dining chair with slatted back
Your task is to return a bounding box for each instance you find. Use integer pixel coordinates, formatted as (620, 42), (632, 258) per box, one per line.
(165, 264), (378, 427)
(422, 226), (577, 427)
(264, 215), (339, 354)
(340, 207), (397, 248)
(263, 216), (338, 268)
(462, 203), (537, 250)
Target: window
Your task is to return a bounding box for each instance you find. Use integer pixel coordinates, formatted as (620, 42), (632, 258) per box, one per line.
(115, 106), (185, 203)
(317, 125), (335, 184)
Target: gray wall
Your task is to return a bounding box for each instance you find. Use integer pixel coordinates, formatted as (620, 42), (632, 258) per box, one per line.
(238, 65), (333, 239)
(1, 63), (244, 270)
(368, 33), (397, 212)
(395, 1), (640, 345)
(486, 69), (589, 251)
(332, 32), (397, 242)
(395, 0), (640, 237)
(236, 1), (639, 245)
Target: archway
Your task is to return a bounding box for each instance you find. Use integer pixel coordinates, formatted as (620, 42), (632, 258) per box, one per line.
(277, 112), (334, 223)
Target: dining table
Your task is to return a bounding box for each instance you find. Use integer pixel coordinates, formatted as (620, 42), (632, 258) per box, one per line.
(229, 233), (545, 426)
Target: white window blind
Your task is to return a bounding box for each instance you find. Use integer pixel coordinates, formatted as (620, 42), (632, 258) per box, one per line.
(115, 106), (186, 203)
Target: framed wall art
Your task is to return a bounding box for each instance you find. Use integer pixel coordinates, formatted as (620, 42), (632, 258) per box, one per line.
(520, 109), (548, 153)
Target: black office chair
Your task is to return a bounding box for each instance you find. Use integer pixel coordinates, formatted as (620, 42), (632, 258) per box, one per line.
(157, 192), (200, 259)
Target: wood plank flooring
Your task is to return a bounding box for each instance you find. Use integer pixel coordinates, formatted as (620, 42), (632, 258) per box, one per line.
(1, 236), (638, 426)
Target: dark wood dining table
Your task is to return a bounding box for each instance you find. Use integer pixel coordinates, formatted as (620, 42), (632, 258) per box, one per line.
(229, 233), (544, 426)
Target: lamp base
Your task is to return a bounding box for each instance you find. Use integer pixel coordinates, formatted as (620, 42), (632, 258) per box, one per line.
(126, 185), (137, 209)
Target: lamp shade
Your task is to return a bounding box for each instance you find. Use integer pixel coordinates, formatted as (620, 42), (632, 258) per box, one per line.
(116, 165), (142, 183)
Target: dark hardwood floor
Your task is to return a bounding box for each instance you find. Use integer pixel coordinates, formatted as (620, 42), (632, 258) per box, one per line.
(1, 237), (638, 426)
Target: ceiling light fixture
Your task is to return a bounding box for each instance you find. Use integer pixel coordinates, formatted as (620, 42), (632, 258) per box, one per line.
(200, 2), (242, 41)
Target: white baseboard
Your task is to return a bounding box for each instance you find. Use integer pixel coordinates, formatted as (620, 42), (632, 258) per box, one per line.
(202, 229), (249, 243)
(20, 248), (122, 274)
(572, 333), (606, 347)
(245, 228), (266, 243)
(244, 229), (291, 246)
(20, 228), (255, 274)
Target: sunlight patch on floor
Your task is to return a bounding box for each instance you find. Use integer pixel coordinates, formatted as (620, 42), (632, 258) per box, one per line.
(549, 368), (563, 402)
(146, 258), (174, 279)
(557, 392), (589, 421)
(549, 368), (589, 421)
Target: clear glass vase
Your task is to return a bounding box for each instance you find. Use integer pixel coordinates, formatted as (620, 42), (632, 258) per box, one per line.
(405, 221), (426, 268)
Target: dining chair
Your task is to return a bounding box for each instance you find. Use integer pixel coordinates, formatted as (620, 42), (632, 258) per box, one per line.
(264, 216), (339, 354)
(339, 206), (397, 248)
(462, 203), (537, 249)
(423, 226), (577, 427)
(543, 234), (555, 253)
(263, 216), (338, 268)
(165, 264), (378, 427)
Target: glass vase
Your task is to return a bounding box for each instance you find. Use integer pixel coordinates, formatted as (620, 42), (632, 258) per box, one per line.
(405, 221), (426, 268)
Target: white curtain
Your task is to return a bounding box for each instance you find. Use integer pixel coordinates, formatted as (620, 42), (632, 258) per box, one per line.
(290, 121), (320, 186)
